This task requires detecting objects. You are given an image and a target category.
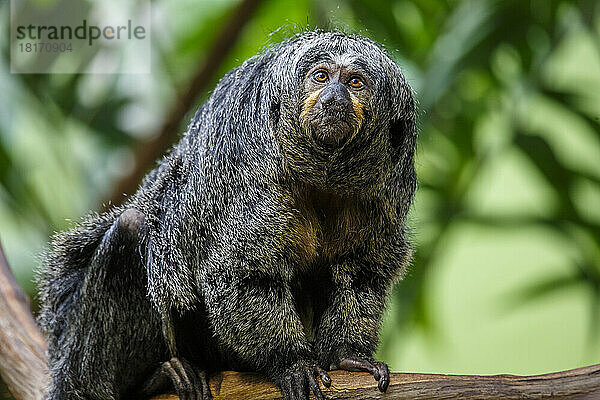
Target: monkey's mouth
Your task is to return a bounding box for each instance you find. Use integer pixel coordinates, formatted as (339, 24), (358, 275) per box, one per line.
(308, 113), (356, 148)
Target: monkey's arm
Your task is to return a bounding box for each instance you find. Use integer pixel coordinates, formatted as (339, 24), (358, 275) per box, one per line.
(142, 211), (214, 399)
(203, 268), (331, 400)
(314, 262), (393, 392)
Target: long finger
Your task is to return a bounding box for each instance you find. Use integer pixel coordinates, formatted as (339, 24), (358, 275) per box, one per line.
(162, 362), (183, 392)
(180, 359), (199, 400)
(171, 358), (194, 394)
(308, 371), (324, 400)
(338, 358), (380, 381)
(197, 370), (213, 400)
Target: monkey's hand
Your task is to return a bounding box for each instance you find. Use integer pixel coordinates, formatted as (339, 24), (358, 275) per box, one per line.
(272, 360), (331, 400)
(140, 357), (212, 400)
(332, 356), (390, 392)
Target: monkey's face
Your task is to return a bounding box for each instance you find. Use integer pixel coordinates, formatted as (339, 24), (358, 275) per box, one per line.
(300, 64), (369, 149)
(270, 32), (415, 195)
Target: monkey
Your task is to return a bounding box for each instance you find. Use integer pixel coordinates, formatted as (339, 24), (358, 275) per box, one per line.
(37, 30), (417, 400)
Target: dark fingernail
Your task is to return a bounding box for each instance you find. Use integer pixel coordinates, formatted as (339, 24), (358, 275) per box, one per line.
(320, 371), (331, 387)
(379, 378), (389, 392)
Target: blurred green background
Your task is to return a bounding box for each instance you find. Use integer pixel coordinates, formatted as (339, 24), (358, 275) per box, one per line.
(1, 0), (600, 396)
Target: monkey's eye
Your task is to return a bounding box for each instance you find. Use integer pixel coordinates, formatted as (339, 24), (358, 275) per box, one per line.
(313, 70), (328, 83)
(348, 76), (364, 89)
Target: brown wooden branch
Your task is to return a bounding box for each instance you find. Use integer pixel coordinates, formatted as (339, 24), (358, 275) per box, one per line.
(2, 239), (600, 399)
(0, 243), (48, 400)
(107, 0), (264, 207)
(150, 365), (600, 400)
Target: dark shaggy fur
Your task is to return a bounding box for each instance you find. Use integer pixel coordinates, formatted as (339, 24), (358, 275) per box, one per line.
(37, 30), (417, 400)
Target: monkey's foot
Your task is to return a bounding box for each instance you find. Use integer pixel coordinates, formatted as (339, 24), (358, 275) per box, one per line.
(275, 361), (331, 400)
(141, 357), (212, 400)
(336, 357), (390, 392)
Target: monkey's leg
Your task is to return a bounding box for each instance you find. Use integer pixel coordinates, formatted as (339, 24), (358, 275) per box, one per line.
(204, 270), (330, 400)
(45, 208), (164, 400)
(142, 194), (215, 399)
(314, 264), (391, 392)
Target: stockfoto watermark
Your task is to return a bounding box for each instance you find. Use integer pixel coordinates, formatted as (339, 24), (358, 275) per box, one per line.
(11, 0), (151, 74)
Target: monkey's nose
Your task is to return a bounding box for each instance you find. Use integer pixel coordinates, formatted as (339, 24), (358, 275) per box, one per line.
(319, 82), (351, 110)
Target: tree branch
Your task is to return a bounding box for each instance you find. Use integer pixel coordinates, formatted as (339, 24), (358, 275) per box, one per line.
(107, 0), (264, 207)
(0, 243), (48, 400)
(149, 365), (600, 399)
(2, 240), (600, 400)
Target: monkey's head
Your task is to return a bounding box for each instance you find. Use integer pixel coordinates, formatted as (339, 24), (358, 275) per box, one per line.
(266, 31), (416, 197)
